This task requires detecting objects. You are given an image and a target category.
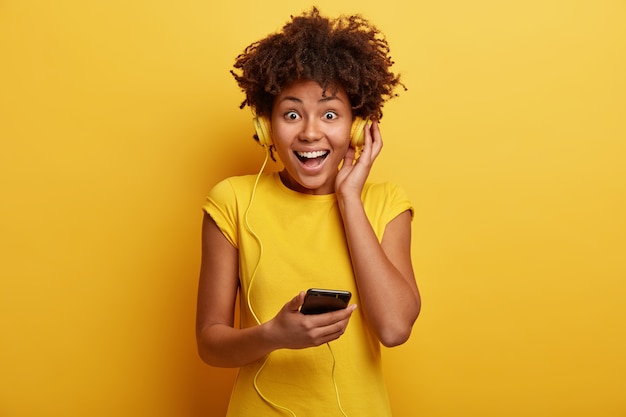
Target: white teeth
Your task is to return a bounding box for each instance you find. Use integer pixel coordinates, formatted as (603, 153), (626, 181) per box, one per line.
(297, 150), (328, 159)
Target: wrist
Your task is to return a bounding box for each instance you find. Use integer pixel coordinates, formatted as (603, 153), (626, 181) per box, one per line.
(260, 319), (281, 352)
(337, 192), (363, 211)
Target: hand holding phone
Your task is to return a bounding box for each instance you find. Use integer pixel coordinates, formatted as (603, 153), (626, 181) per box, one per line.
(300, 288), (352, 315)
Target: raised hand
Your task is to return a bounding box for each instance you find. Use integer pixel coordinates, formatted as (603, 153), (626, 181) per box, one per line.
(335, 120), (383, 200)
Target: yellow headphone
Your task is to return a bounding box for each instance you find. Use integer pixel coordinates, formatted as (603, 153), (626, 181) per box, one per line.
(253, 115), (368, 149)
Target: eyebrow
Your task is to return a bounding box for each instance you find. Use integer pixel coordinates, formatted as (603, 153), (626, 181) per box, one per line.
(279, 95), (343, 104)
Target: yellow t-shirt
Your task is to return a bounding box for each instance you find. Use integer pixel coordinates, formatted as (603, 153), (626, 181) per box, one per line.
(203, 172), (413, 417)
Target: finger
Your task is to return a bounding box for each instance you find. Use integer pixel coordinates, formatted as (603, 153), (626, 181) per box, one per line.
(307, 306), (357, 344)
(316, 317), (351, 340)
(308, 304), (356, 327)
(368, 121), (383, 160)
(358, 122), (373, 158)
(342, 145), (356, 168)
(288, 291), (306, 312)
(358, 121), (381, 163)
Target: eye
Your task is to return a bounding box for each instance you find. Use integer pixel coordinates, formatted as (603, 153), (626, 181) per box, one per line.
(323, 111), (338, 120)
(284, 111), (300, 121)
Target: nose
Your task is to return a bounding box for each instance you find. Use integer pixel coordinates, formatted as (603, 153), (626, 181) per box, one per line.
(299, 118), (323, 142)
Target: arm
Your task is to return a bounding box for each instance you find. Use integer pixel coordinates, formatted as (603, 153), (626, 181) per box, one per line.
(196, 213), (357, 367)
(339, 207), (420, 346)
(336, 122), (421, 347)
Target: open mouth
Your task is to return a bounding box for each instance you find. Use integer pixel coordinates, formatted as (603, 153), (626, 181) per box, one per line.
(295, 150), (329, 167)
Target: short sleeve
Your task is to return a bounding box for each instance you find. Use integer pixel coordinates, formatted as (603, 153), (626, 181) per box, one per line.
(203, 178), (240, 248)
(362, 182), (414, 241)
(386, 182), (414, 222)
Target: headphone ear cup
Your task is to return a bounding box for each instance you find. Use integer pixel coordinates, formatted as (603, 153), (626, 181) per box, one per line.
(253, 116), (272, 147)
(350, 117), (368, 148)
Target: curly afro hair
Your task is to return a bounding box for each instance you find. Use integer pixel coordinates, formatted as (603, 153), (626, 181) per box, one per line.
(230, 7), (405, 121)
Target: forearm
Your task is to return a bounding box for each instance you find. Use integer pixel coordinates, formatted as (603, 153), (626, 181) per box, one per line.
(197, 322), (276, 368)
(339, 196), (420, 346)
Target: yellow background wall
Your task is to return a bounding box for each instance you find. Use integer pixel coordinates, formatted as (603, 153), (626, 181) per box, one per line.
(1, 1), (624, 416)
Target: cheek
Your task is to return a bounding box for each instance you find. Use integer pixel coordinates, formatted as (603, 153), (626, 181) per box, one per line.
(332, 128), (352, 150)
(269, 128), (289, 150)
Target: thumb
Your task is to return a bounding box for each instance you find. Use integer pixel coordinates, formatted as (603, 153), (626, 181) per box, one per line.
(287, 291), (306, 312)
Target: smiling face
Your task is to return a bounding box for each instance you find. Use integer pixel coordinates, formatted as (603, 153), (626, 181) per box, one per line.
(270, 79), (353, 195)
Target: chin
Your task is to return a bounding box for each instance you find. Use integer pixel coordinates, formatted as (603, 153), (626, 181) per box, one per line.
(287, 174), (335, 195)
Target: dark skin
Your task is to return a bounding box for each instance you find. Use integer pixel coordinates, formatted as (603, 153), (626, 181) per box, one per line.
(196, 80), (420, 368)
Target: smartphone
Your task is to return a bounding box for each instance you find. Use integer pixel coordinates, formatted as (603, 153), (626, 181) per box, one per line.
(300, 288), (352, 315)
